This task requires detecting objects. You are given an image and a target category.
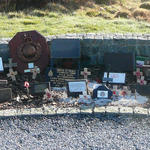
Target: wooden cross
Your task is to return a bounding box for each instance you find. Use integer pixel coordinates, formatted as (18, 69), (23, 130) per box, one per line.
(48, 70), (53, 77)
(79, 91), (91, 99)
(81, 68), (91, 79)
(4, 58), (17, 69)
(7, 68), (18, 81)
(30, 66), (40, 79)
(133, 68), (143, 79)
(43, 88), (52, 100)
(112, 85), (119, 97)
(137, 76), (147, 85)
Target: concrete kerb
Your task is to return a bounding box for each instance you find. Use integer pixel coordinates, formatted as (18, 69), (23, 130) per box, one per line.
(0, 106), (149, 118)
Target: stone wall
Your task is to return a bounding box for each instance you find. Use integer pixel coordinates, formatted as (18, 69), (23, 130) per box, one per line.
(0, 33), (150, 64)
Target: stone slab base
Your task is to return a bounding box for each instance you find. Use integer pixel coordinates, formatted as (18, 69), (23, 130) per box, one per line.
(0, 106), (149, 117)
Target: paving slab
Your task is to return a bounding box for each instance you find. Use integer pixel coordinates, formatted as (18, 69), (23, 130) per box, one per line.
(120, 107), (133, 114)
(80, 105), (94, 114)
(106, 106), (119, 113)
(94, 106), (106, 113)
(30, 108), (43, 115)
(134, 107), (148, 115)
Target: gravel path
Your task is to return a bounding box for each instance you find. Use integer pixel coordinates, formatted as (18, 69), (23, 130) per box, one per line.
(0, 114), (150, 150)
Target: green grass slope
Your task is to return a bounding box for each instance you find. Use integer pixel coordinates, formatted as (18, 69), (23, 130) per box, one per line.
(0, 0), (150, 38)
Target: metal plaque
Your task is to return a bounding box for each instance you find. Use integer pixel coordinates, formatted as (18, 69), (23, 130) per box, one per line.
(9, 30), (50, 73)
(66, 80), (87, 98)
(30, 82), (50, 95)
(51, 39), (80, 58)
(0, 80), (8, 86)
(0, 88), (12, 103)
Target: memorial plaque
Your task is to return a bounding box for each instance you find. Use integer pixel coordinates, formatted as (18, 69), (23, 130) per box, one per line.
(104, 52), (135, 72)
(51, 39), (80, 58)
(9, 30), (50, 73)
(49, 68), (79, 87)
(30, 82), (50, 95)
(93, 85), (113, 99)
(67, 80), (87, 98)
(0, 57), (4, 72)
(0, 80), (8, 87)
(103, 72), (126, 84)
(0, 88), (12, 103)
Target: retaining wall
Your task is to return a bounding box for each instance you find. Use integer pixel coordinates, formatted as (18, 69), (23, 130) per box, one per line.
(1, 33), (150, 64)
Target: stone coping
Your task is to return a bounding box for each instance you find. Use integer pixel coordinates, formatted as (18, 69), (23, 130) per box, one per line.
(0, 105), (149, 118)
(0, 33), (150, 44)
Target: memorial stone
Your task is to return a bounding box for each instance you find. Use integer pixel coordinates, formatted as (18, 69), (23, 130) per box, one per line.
(67, 80), (87, 98)
(93, 85), (113, 99)
(49, 68), (79, 87)
(0, 88), (12, 103)
(9, 30), (50, 73)
(30, 82), (50, 95)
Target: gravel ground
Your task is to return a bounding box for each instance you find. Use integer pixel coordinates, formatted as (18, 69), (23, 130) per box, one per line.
(0, 114), (150, 150)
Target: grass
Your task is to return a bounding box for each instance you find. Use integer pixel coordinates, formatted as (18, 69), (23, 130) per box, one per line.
(0, 0), (150, 38)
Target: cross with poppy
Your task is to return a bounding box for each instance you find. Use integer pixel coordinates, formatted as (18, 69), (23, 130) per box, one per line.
(81, 68), (91, 79)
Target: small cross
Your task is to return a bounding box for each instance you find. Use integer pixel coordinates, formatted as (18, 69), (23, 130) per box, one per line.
(112, 85), (119, 96)
(81, 68), (91, 79)
(48, 70), (53, 77)
(137, 76), (147, 85)
(30, 66), (40, 79)
(133, 68), (143, 79)
(79, 91), (91, 99)
(43, 88), (52, 100)
(7, 68), (18, 81)
(4, 58), (17, 69)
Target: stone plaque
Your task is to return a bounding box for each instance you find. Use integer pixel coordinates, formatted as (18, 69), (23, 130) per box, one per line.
(9, 30), (50, 73)
(93, 85), (113, 99)
(0, 80), (8, 86)
(0, 57), (4, 72)
(66, 80), (87, 98)
(49, 68), (79, 87)
(30, 82), (50, 95)
(0, 88), (12, 103)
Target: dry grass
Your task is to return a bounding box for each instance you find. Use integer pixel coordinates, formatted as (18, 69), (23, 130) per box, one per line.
(140, 2), (150, 10)
(132, 8), (150, 22)
(115, 10), (131, 18)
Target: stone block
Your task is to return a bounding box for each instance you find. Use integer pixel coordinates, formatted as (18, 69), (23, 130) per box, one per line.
(134, 107), (148, 115)
(106, 106), (119, 113)
(80, 105), (94, 114)
(94, 106), (105, 113)
(120, 106), (133, 114)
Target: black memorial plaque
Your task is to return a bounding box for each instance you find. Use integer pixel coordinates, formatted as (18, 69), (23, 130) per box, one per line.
(51, 39), (80, 58)
(0, 88), (12, 103)
(30, 82), (50, 95)
(49, 68), (79, 87)
(104, 52), (135, 72)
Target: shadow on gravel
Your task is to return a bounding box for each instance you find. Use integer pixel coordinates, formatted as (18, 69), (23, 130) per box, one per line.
(0, 113), (149, 124)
